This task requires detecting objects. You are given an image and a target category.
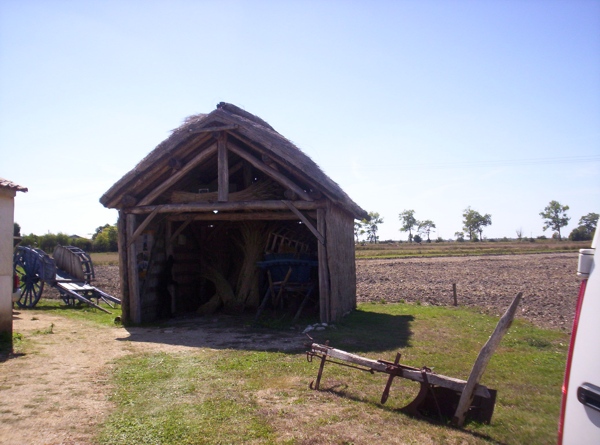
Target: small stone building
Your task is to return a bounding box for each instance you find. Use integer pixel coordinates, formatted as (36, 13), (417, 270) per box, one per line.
(100, 103), (368, 324)
(0, 178), (27, 337)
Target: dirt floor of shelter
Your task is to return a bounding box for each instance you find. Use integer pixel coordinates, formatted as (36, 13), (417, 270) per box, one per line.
(0, 253), (580, 444)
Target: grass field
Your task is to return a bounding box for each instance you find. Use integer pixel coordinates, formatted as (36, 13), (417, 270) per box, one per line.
(90, 239), (587, 266)
(356, 239), (587, 259)
(94, 303), (566, 445)
(90, 251), (120, 265)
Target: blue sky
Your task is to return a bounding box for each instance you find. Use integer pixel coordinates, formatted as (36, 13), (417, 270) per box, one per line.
(1, 0), (599, 241)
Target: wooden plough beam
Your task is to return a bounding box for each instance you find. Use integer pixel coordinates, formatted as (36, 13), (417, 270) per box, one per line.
(306, 292), (522, 425)
(306, 342), (496, 423)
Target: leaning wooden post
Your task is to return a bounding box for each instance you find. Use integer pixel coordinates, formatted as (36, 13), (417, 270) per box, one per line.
(452, 292), (523, 427)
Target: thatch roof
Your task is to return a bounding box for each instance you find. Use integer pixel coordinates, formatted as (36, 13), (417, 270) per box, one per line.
(0, 178), (28, 193)
(100, 102), (368, 220)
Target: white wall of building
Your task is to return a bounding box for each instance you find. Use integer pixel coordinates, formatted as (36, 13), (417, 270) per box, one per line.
(0, 187), (16, 335)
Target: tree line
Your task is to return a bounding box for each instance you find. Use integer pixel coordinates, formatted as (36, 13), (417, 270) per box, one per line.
(14, 223), (118, 253)
(355, 200), (598, 243)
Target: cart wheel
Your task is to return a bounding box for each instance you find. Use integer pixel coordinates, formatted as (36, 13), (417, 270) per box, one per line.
(13, 250), (45, 308)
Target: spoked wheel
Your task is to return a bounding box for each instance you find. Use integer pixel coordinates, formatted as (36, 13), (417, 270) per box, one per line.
(13, 248), (46, 308)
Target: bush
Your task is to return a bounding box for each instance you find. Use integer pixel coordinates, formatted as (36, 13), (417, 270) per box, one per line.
(569, 226), (594, 241)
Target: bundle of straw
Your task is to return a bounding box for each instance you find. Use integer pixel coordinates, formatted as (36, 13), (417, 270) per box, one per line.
(171, 180), (283, 203)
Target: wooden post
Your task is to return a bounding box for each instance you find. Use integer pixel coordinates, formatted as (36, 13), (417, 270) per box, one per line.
(453, 292), (523, 427)
(453, 283), (458, 306)
(317, 208), (330, 323)
(217, 132), (229, 202)
(165, 220), (176, 315)
(126, 213), (141, 324)
(117, 211), (129, 323)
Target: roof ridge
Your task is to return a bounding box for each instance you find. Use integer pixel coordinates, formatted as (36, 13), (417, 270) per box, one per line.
(216, 102), (275, 131)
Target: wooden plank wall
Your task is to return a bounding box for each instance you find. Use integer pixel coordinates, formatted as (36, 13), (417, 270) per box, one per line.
(325, 202), (357, 321)
(53, 246), (84, 281)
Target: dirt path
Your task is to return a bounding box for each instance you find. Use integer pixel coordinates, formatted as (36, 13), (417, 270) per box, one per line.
(0, 313), (130, 445)
(0, 312), (305, 445)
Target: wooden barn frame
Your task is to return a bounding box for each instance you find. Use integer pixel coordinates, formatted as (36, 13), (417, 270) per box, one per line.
(100, 103), (368, 324)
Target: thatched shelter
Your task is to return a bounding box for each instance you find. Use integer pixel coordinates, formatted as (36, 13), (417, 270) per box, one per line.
(100, 103), (368, 324)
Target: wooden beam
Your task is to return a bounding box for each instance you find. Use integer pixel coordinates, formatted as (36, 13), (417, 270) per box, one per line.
(103, 133), (211, 208)
(217, 132), (229, 202)
(186, 124), (238, 134)
(311, 344), (490, 398)
(167, 211), (318, 222)
(128, 207), (161, 247)
(117, 211), (130, 323)
(169, 216), (194, 243)
(453, 292), (523, 426)
(317, 208), (330, 323)
(137, 143), (218, 206)
(227, 141), (314, 202)
(282, 200), (325, 245)
(165, 220), (176, 314)
(127, 199), (325, 214)
(126, 214), (141, 323)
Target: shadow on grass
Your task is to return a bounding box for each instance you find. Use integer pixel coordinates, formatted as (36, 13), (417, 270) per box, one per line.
(10, 302), (414, 355)
(308, 309), (414, 353)
(114, 309), (415, 354)
(316, 382), (506, 445)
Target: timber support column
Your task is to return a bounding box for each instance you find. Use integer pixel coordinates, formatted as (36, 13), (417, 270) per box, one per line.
(126, 213), (141, 323)
(317, 208), (330, 322)
(117, 211), (130, 323)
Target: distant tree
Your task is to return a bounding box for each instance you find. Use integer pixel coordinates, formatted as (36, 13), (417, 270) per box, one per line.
(56, 233), (71, 246)
(462, 207), (492, 241)
(364, 211), (384, 244)
(454, 231), (465, 242)
(39, 233), (58, 252)
(93, 224), (118, 252)
(92, 224), (112, 240)
(354, 220), (365, 243)
(399, 209), (417, 242)
(569, 227), (592, 241)
(515, 227), (523, 241)
(417, 219), (436, 243)
(413, 234), (422, 244)
(540, 200), (570, 240)
(21, 233), (39, 247)
(569, 212), (599, 241)
(14, 222), (21, 237)
(579, 212), (599, 234)
(72, 237), (93, 251)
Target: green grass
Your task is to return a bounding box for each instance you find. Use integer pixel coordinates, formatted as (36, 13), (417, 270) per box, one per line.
(90, 251), (120, 265)
(16, 298), (121, 327)
(356, 239), (587, 259)
(85, 241), (586, 266)
(98, 302), (568, 444)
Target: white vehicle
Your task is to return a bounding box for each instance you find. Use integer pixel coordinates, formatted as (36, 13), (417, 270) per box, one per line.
(559, 228), (600, 444)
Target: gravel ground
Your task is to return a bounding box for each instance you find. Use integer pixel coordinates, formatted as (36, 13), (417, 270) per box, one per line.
(88, 253), (580, 332)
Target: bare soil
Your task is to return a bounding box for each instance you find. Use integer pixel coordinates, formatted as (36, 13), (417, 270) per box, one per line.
(0, 253), (580, 444)
(356, 253), (580, 331)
